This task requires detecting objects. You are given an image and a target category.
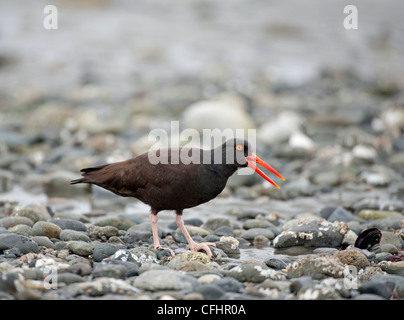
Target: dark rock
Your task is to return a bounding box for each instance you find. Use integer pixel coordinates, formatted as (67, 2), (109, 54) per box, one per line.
(359, 280), (395, 299)
(0, 233), (39, 254)
(49, 218), (87, 231)
(354, 228), (381, 250)
(93, 242), (118, 262)
(264, 256), (292, 270)
(31, 236), (55, 248)
(211, 277), (244, 293)
(196, 284), (226, 299)
(319, 206), (338, 219)
(327, 207), (357, 223)
(124, 229), (152, 244)
(133, 269), (199, 291)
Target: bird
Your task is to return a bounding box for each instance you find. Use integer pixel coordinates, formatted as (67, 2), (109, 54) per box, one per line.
(71, 138), (284, 258)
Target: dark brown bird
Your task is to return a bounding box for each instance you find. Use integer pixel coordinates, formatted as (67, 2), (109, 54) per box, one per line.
(71, 138), (284, 258)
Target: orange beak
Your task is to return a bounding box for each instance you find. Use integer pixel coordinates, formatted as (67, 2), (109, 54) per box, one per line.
(245, 153), (285, 189)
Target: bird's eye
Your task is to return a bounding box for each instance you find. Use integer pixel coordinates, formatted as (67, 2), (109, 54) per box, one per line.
(235, 144), (243, 151)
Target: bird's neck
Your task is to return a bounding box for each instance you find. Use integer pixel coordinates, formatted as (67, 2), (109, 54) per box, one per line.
(201, 147), (238, 178)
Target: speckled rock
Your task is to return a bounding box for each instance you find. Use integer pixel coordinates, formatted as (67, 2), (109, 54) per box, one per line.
(225, 263), (286, 283)
(274, 218), (349, 248)
(333, 249), (370, 269)
(177, 251), (211, 264)
(285, 255), (345, 279)
(378, 261), (404, 275)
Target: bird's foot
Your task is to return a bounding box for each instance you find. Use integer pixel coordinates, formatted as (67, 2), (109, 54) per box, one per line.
(189, 242), (216, 259)
(155, 245), (175, 257)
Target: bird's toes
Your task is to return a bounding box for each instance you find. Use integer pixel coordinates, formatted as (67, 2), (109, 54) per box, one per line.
(191, 242), (216, 258)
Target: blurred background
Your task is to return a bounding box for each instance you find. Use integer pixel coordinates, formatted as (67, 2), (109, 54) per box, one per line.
(0, 0), (403, 214)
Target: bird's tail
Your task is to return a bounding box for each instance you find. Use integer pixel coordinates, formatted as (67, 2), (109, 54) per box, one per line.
(70, 164), (110, 185)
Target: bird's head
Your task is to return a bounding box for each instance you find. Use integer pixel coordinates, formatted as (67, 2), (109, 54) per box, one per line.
(221, 138), (285, 189)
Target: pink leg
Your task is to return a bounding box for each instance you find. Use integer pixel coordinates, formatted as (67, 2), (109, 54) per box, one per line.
(175, 211), (216, 258)
(150, 211), (174, 256)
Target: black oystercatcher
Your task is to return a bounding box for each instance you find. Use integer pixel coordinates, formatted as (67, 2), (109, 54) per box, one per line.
(71, 138), (284, 257)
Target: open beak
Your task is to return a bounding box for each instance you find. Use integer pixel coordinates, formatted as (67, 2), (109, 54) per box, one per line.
(245, 153), (285, 189)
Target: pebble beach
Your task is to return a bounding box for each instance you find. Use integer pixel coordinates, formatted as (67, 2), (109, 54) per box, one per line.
(1, 0), (404, 301)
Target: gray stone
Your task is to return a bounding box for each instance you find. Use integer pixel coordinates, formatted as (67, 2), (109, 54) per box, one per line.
(49, 218), (87, 231)
(93, 243), (118, 262)
(242, 219), (273, 230)
(133, 269), (198, 291)
(241, 228), (275, 241)
(214, 226), (235, 237)
(211, 277), (244, 293)
(359, 280), (395, 299)
(264, 256), (292, 270)
(32, 236), (55, 249)
(94, 217), (134, 230)
(327, 207), (357, 223)
(67, 241), (93, 257)
(195, 284), (226, 300)
(0, 233), (39, 254)
(225, 263), (286, 283)
(57, 273), (85, 285)
(93, 263), (127, 279)
(124, 229), (152, 244)
(203, 218), (232, 231)
(0, 216), (34, 228)
(60, 229), (90, 242)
